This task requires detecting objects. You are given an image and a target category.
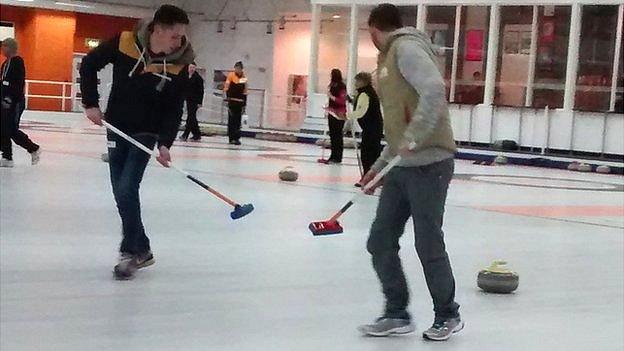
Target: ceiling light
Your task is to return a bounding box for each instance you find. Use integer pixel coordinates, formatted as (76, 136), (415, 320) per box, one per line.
(332, 14), (341, 19)
(55, 2), (93, 8)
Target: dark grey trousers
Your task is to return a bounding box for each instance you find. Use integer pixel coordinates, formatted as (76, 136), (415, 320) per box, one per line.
(366, 158), (460, 322)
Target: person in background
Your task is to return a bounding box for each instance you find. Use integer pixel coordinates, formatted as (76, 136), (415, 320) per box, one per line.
(345, 72), (383, 187)
(0, 38), (41, 168)
(462, 71), (483, 105)
(323, 68), (347, 164)
(224, 61), (247, 145)
(80, 4), (194, 280)
(180, 63), (205, 141)
(358, 3), (462, 341)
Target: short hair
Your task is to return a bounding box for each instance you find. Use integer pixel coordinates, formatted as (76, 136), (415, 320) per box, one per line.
(234, 61), (244, 69)
(354, 72), (372, 86)
(368, 3), (403, 32)
(153, 4), (189, 26)
(1, 38), (18, 52)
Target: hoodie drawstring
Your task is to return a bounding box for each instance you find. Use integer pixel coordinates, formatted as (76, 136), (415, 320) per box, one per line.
(128, 44), (147, 78)
(128, 43), (172, 91)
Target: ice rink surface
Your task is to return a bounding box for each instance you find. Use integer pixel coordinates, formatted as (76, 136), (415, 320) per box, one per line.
(1, 115), (623, 351)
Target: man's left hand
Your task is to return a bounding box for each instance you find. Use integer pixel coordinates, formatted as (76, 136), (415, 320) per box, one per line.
(156, 146), (171, 167)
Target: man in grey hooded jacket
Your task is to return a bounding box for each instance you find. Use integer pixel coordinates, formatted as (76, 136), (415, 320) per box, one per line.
(358, 4), (462, 341)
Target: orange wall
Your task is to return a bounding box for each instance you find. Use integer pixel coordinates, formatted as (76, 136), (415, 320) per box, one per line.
(74, 13), (137, 54)
(0, 5), (138, 111)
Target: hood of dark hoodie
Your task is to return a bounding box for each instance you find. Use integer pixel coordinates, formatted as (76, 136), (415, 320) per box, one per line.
(380, 27), (436, 58)
(134, 19), (195, 65)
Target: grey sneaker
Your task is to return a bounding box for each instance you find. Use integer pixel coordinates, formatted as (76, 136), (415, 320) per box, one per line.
(114, 253), (138, 280)
(135, 251), (155, 269)
(423, 317), (464, 341)
(358, 317), (415, 337)
(31, 148), (41, 165)
(0, 158), (14, 168)
(113, 251), (154, 280)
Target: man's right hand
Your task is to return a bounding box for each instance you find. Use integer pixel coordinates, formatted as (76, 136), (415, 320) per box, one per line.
(360, 169), (383, 195)
(85, 107), (103, 126)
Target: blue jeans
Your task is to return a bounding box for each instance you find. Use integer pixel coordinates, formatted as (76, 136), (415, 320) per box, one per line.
(367, 158), (460, 322)
(107, 132), (156, 255)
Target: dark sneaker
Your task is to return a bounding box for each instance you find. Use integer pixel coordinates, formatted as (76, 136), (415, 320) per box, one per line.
(358, 317), (415, 337)
(327, 159), (342, 164)
(135, 251), (155, 269)
(179, 135), (188, 142)
(113, 253), (138, 280)
(31, 148), (42, 165)
(232, 140), (241, 145)
(423, 317), (464, 341)
(190, 136), (202, 142)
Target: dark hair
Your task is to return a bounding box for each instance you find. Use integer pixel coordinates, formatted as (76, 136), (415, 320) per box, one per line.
(330, 69), (343, 84)
(234, 61), (244, 69)
(153, 4), (189, 26)
(355, 72), (372, 86)
(368, 3), (403, 32)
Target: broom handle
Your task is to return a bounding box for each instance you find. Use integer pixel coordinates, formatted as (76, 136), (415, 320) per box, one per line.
(327, 150), (405, 223)
(102, 121), (239, 207)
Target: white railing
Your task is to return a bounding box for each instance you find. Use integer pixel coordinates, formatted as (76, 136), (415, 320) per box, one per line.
(24, 80), (73, 112)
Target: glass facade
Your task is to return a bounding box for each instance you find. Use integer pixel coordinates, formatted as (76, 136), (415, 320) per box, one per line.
(495, 6), (534, 107)
(314, 3), (623, 113)
(575, 5), (619, 112)
(454, 6), (490, 104)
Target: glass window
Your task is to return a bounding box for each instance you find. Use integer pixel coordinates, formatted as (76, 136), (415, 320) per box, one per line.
(532, 6), (570, 109)
(357, 6), (377, 79)
(454, 6), (490, 105)
(426, 6), (457, 99)
(356, 6), (418, 88)
(575, 5), (619, 112)
(317, 6), (350, 93)
(494, 6), (534, 107)
(616, 30), (624, 113)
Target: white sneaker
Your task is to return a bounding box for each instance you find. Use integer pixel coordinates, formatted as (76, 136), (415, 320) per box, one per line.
(0, 158), (14, 168)
(30, 149), (41, 165)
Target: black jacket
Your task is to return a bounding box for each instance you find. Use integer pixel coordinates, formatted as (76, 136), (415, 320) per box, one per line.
(1, 56), (25, 107)
(80, 25), (194, 148)
(355, 84), (383, 135)
(186, 72), (204, 106)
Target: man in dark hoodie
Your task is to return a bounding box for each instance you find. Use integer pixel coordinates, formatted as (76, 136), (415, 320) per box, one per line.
(0, 38), (42, 168)
(80, 4), (194, 280)
(180, 63), (205, 141)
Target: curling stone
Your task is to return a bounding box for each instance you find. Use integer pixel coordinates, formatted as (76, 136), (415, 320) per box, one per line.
(477, 260), (519, 294)
(577, 163), (592, 172)
(278, 166), (299, 182)
(567, 162), (580, 171)
(494, 155), (508, 165)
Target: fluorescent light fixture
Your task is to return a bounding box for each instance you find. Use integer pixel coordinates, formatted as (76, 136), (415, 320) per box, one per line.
(332, 14), (341, 19)
(55, 2), (94, 8)
(16, 0), (35, 2)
